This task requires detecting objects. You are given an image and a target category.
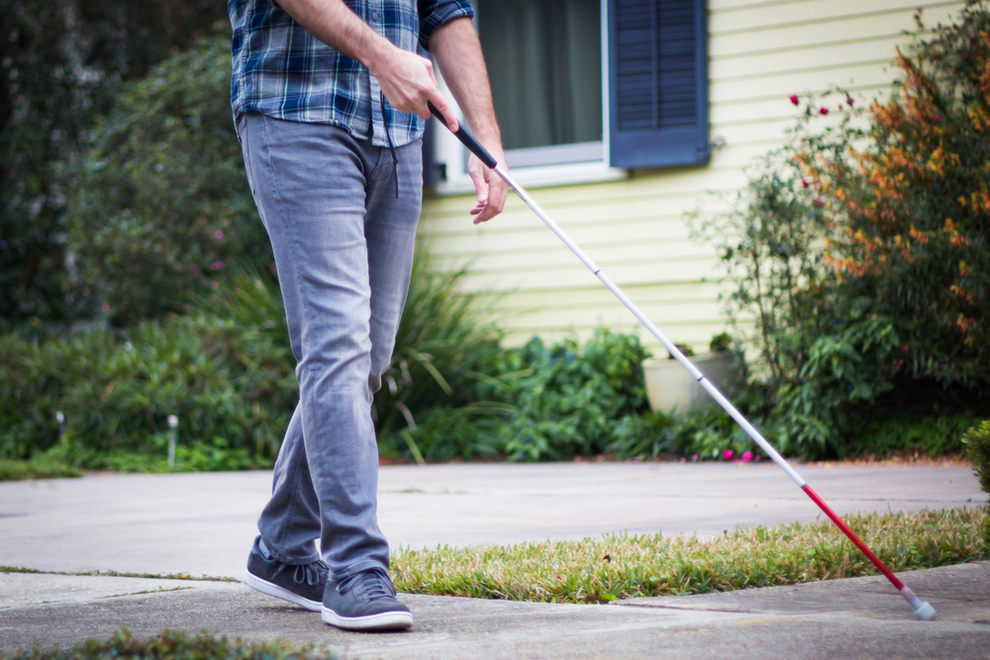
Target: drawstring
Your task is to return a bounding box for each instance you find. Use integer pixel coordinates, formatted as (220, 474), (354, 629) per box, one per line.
(380, 92), (399, 198)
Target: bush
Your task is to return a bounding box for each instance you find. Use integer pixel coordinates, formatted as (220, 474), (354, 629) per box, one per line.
(694, 1), (990, 458)
(374, 246), (506, 461)
(964, 420), (990, 493)
(66, 32), (269, 327)
(482, 330), (653, 461)
(0, 304), (292, 471)
(962, 419), (990, 547)
(0, 2), (226, 329)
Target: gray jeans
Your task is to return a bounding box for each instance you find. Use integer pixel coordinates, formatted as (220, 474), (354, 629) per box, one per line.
(236, 114), (423, 579)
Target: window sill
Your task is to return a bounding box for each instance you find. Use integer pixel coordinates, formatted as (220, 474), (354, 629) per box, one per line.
(432, 160), (628, 195)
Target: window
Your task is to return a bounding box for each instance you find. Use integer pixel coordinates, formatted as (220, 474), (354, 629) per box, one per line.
(478, 0), (603, 168)
(430, 0), (708, 191)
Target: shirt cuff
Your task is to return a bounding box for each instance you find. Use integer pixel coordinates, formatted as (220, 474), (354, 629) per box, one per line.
(418, 0), (475, 52)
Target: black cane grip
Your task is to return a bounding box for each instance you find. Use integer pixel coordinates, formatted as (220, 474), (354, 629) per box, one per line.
(428, 101), (498, 169)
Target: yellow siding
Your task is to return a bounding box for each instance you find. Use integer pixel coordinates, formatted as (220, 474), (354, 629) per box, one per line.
(418, 0), (966, 350)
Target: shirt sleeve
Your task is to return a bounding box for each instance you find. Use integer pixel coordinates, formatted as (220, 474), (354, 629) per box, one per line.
(417, 0), (474, 52)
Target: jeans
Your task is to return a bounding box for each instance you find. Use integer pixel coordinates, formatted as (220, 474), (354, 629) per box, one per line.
(236, 114), (423, 579)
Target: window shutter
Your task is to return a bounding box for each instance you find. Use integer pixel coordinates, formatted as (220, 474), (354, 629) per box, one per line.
(608, 0), (708, 168)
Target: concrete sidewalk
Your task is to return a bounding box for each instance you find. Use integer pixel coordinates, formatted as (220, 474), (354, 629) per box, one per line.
(0, 462), (987, 658)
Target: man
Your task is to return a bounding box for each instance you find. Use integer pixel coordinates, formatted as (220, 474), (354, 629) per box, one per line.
(227, 0), (507, 632)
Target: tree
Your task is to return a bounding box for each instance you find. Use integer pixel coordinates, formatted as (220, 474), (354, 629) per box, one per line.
(0, 0), (226, 329)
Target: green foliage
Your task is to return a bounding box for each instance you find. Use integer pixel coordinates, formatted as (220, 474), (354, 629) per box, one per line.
(964, 420), (990, 493)
(669, 384), (774, 462)
(694, 2), (990, 458)
(963, 419), (990, 547)
(0, 304), (291, 471)
(66, 32), (267, 326)
(4, 627), (329, 660)
(854, 410), (976, 459)
(482, 330), (653, 461)
(0, 1), (227, 329)
(0, 459), (81, 482)
(374, 248), (507, 461)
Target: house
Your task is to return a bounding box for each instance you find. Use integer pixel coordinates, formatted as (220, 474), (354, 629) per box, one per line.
(421, 0), (967, 352)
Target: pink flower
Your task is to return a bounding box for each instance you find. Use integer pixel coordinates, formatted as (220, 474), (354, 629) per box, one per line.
(723, 449), (734, 460)
(742, 451), (754, 462)
(214, 230), (225, 240)
(846, 96), (855, 106)
(819, 107), (829, 115)
(813, 199), (824, 208)
(802, 179), (809, 188)
(210, 260), (225, 272)
(691, 454), (699, 462)
(211, 280), (220, 290)
(789, 94), (799, 106)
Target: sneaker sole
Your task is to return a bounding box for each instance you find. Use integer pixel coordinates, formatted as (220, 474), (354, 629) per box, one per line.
(321, 606), (413, 631)
(244, 571), (322, 612)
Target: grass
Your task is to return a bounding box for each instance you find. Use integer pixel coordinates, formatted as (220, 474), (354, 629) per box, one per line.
(2, 507), (985, 658)
(392, 507), (988, 604)
(0, 459), (82, 481)
(0, 628), (331, 660)
(0, 566), (237, 582)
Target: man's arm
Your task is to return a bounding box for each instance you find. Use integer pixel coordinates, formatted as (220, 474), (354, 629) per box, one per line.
(274, 0), (459, 131)
(429, 17), (507, 224)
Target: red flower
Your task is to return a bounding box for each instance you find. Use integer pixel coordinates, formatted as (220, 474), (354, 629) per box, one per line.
(813, 199), (824, 208)
(802, 179), (809, 188)
(819, 107), (829, 115)
(846, 96), (855, 106)
(789, 94), (799, 106)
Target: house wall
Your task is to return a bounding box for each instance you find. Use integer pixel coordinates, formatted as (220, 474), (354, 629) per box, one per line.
(418, 0), (966, 351)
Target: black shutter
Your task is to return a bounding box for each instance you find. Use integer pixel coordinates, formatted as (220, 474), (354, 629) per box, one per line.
(608, 0), (708, 168)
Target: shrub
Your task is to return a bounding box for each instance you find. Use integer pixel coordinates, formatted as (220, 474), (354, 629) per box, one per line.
(694, 1), (990, 458)
(374, 246), (506, 460)
(0, 307), (290, 471)
(798, 2), (990, 390)
(962, 419), (990, 547)
(482, 330), (653, 461)
(964, 420), (990, 493)
(1, 2), (226, 329)
(66, 32), (269, 327)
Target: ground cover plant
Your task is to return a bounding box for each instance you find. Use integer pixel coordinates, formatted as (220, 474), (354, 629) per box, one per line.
(393, 507), (986, 604)
(0, 628), (330, 660)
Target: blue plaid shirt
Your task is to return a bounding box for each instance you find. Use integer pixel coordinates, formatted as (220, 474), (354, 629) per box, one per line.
(228, 0), (473, 147)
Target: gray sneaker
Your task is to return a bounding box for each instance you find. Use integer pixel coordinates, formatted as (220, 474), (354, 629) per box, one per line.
(244, 536), (328, 611)
(321, 568), (413, 631)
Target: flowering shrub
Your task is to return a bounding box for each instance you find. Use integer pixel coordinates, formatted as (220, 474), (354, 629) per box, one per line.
(695, 1), (990, 458)
(67, 33), (269, 327)
(797, 2), (990, 389)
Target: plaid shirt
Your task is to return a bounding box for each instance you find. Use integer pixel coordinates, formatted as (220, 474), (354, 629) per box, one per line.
(228, 0), (473, 147)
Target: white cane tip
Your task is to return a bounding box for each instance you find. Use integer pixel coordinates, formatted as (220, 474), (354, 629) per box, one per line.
(914, 601), (936, 621)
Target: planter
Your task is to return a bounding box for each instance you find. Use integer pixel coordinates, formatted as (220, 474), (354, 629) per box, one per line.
(642, 352), (737, 414)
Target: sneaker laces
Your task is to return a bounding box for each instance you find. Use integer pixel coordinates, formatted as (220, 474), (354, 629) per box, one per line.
(338, 568), (396, 601)
(292, 560), (328, 587)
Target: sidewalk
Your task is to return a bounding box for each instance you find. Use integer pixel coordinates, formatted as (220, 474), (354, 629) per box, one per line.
(0, 462), (987, 658)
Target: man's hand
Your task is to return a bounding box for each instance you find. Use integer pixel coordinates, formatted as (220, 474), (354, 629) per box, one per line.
(273, 0), (458, 132)
(369, 49), (458, 133)
(468, 153), (508, 225)
(429, 17), (507, 223)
